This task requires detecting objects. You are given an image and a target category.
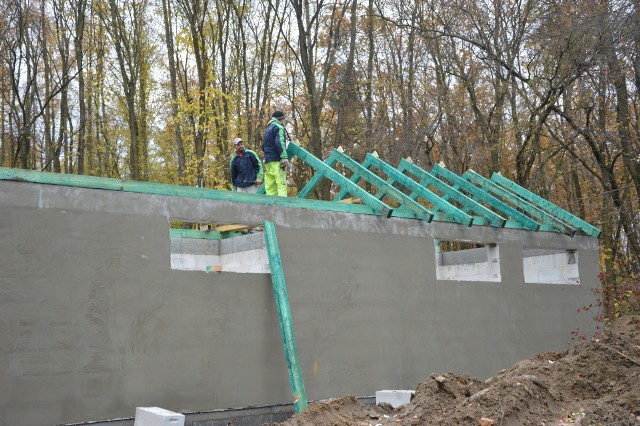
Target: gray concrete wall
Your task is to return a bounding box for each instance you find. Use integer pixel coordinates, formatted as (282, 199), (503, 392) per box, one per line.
(0, 181), (600, 426)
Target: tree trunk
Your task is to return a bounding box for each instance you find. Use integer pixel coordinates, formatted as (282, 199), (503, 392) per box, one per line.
(74, 0), (87, 175)
(161, 0), (186, 182)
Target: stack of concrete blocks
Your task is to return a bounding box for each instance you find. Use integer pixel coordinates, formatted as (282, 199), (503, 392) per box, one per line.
(523, 249), (579, 284)
(134, 407), (184, 426)
(436, 245), (501, 282)
(170, 236), (220, 271)
(219, 232), (270, 273)
(170, 232), (270, 274)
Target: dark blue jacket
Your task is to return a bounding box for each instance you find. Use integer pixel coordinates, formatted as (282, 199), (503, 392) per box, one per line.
(262, 118), (288, 163)
(230, 149), (263, 189)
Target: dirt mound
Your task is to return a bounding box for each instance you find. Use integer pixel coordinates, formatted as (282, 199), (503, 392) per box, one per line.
(266, 316), (640, 426)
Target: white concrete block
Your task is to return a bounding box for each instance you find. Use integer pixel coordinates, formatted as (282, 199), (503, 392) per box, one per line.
(134, 407), (184, 426)
(180, 255), (197, 270)
(375, 390), (414, 408)
(170, 254), (183, 270)
(196, 254), (220, 270)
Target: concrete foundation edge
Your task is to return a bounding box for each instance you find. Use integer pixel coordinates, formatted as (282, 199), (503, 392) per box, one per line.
(61, 398), (376, 426)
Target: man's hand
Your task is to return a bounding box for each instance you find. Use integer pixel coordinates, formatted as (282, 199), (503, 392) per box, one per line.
(281, 159), (290, 169)
(256, 179), (263, 185)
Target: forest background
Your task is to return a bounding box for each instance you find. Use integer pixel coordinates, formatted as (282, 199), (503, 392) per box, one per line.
(1, 0), (638, 319)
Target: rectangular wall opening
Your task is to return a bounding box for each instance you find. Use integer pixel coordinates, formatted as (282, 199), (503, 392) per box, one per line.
(435, 239), (501, 282)
(170, 221), (270, 274)
(523, 248), (579, 285)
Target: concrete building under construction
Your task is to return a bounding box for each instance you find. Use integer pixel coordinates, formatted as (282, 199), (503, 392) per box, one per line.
(0, 143), (601, 426)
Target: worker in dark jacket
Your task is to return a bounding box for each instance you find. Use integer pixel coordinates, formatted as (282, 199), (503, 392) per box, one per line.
(230, 137), (263, 193)
(262, 110), (289, 196)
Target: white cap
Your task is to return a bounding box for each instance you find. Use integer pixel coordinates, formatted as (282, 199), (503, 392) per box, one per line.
(233, 137), (243, 146)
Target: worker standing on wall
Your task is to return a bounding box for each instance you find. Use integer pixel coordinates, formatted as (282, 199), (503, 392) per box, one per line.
(262, 110), (289, 197)
(230, 137), (263, 193)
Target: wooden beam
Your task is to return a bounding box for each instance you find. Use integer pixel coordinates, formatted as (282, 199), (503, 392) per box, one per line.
(263, 221), (308, 414)
(215, 224), (254, 233)
(337, 197), (362, 204)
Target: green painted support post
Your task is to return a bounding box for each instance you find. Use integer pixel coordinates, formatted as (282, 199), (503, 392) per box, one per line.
(463, 169), (577, 235)
(285, 143), (394, 217)
(325, 150), (433, 221)
(490, 173), (601, 238)
(430, 164), (539, 230)
(263, 221), (308, 414)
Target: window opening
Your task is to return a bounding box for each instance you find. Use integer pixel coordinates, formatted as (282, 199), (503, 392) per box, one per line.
(170, 221), (269, 274)
(435, 239), (501, 282)
(522, 247), (579, 285)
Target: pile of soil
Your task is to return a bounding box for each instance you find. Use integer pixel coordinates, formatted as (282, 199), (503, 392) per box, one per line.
(266, 315), (640, 426)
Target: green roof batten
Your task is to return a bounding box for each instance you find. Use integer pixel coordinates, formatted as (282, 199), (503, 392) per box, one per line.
(430, 164), (539, 231)
(324, 150), (433, 221)
(285, 143), (394, 217)
(490, 173), (601, 238)
(463, 169), (577, 235)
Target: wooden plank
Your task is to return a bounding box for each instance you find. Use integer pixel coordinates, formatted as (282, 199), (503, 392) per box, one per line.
(337, 197), (362, 204)
(215, 224), (254, 232)
(263, 221), (308, 414)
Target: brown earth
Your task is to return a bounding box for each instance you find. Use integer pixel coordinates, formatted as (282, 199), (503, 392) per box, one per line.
(265, 315), (640, 426)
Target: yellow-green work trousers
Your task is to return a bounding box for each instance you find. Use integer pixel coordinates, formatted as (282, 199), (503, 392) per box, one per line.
(265, 161), (287, 196)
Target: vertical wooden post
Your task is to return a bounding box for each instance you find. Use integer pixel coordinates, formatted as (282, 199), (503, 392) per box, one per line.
(263, 221), (308, 413)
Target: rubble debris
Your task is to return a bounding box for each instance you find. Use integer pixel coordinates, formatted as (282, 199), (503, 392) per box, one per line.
(265, 315), (640, 426)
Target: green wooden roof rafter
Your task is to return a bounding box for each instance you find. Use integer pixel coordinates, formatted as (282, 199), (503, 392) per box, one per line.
(288, 142), (599, 236)
(429, 164), (540, 231)
(462, 169), (578, 235)
(490, 172), (601, 238)
(0, 142), (600, 237)
(324, 149), (433, 221)
(360, 154), (470, 226)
